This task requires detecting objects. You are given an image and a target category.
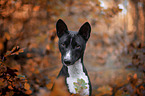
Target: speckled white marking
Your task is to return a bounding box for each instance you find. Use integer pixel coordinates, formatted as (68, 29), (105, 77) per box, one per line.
(64, 50), (71, 60)
(66, 59), (89, 95)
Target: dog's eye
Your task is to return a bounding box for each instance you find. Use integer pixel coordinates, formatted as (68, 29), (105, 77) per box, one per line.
(76, 45), (80, 49)
(61, 43), (65, 47)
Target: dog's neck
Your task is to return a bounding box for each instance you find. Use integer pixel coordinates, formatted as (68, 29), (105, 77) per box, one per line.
(65, 58), (90, 95)
(66, 59), (84, 77)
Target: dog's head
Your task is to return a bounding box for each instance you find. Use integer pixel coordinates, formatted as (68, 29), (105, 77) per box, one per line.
(56, 19), (91, 66)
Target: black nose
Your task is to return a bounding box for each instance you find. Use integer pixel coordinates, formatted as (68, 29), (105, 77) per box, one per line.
(64, 59), (71, 65)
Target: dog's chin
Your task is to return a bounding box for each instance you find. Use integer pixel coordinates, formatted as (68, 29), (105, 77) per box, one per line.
(63, 62), (74, 66)
(63, 63), (71, 66)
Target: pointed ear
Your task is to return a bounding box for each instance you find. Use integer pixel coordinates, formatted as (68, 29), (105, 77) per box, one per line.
(56, 19), (68, 38)
(78, 22), (91, 41)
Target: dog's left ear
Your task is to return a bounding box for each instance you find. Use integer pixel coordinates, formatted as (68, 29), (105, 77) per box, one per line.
(78, 22), (91, 41)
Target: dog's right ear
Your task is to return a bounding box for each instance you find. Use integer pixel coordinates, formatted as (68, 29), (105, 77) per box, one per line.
(56, 19), (68, 38)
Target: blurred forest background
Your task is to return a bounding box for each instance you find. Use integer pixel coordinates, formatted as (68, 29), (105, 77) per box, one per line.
(0, 0), (145, 96)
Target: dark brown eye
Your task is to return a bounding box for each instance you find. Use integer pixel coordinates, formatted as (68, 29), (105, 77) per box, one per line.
(61, 43), (65, 47)
(76, 45), (80, 49)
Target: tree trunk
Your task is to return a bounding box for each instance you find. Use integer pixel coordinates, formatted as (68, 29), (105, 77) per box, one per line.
(138, 1), (145, 46)
(129, 0), (145, 45)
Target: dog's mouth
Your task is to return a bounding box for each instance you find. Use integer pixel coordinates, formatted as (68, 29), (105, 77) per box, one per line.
(63, 62), (72, 66)
(62, 58), (81, 66)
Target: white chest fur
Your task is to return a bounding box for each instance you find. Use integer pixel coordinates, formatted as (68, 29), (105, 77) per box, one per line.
(66, 59), (89, 95)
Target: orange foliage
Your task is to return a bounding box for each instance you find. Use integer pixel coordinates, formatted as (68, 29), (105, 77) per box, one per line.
(0, 0), (144, 96)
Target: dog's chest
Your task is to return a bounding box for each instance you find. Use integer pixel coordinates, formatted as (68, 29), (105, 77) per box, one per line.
(66, 73), (89, 95)
(65, 61), (89, 95)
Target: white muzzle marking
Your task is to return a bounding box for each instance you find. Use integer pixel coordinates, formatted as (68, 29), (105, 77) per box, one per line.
(64, 50), (71, 61)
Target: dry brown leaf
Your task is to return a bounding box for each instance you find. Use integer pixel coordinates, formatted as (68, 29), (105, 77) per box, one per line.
(33, 6), (40, 11)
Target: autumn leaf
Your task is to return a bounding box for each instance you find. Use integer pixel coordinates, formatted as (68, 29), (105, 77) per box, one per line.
(33, 6), (40, 11)
(73, 78), (88, 94)
(24, 83), (30, 90)
(5, 46), (24, 57)
(8, 85), (13, 90)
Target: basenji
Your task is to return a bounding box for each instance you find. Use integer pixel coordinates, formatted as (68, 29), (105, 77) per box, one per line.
(55, 19), (92, 96)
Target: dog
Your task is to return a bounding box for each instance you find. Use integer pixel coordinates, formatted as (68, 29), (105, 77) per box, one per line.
(55, 19), (92, 96)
